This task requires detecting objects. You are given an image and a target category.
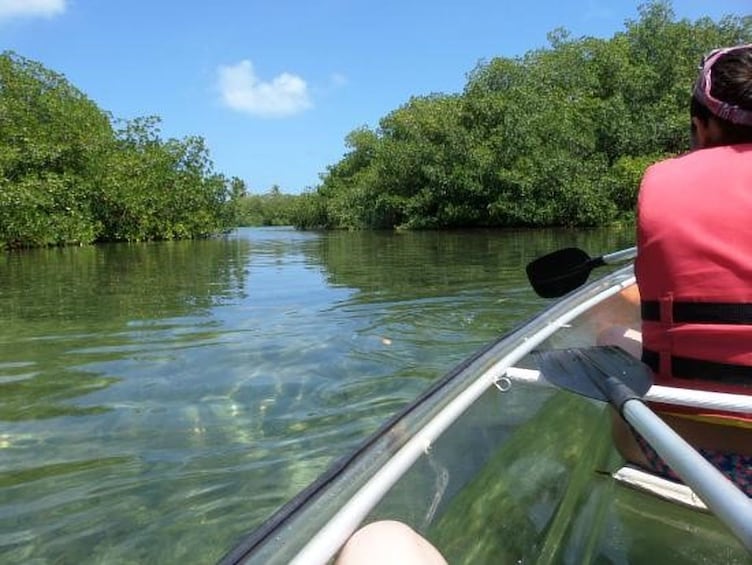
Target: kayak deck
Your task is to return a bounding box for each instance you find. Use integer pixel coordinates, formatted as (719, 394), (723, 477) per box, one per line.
(222, 266), (750, 564)
(364, 383), (748, 564)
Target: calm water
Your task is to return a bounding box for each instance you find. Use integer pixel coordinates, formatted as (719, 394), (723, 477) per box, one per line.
(0, 226), (633, 563)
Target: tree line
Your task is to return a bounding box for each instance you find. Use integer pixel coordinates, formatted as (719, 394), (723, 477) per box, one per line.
(2, 2), (751, 248)
(289, 2), (751, 230)
(232, 186), (301, 227)
(0, 52), (246, 249)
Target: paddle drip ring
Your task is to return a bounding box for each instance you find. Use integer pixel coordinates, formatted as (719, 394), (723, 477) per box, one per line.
(494, 375), (512, 393)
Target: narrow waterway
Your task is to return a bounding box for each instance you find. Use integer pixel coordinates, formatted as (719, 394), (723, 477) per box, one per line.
(0, 226), (634, 563)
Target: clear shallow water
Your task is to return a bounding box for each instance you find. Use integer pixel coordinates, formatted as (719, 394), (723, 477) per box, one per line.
(0, 226), (633, 563)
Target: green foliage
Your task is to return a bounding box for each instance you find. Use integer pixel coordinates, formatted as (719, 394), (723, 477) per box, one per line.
(234, 185), (293, 227)
(96, 118), (232, 241)
(0, 52), (241, 249)
(4, 2), (750, 242)
(288, 191), (330, 229)
(0, 52), (112, 247)
(302, 1), (752, 230)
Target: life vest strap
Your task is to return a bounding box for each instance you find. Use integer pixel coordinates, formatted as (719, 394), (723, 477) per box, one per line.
(642, 348), (752, 385)
(641, 300), (752, 324)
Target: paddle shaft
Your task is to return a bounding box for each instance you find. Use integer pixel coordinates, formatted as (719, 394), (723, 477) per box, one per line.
(623, 400), (752, 552)
(601, 246), (637, 265)
(578, 350), (752, 551)
(579, 247), (637, 276)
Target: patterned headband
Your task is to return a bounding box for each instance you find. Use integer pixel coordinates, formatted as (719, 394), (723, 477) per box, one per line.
(693, 44), (752, 127)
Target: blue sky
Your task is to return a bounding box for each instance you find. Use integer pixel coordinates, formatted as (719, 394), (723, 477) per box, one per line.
(1, 0), (748, 193)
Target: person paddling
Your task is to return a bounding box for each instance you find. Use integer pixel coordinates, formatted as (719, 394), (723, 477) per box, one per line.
(337, 43), (752, 565)
(610, 43), (752, 496)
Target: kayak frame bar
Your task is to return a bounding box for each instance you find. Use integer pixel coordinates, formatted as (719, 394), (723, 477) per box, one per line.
(504, 367), (752, 414)
(287, 274), (637, 564)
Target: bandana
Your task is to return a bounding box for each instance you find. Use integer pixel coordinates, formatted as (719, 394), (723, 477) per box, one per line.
(693, 44), (752, 127)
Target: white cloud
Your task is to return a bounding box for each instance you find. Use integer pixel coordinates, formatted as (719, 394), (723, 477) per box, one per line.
(217, 60), (312, 118)
(0, 0), (66, 21)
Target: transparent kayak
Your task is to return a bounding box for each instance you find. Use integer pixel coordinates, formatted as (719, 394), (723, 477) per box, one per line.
(220, 265), (750, 564)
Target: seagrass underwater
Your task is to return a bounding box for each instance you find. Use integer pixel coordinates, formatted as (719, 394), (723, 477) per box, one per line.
(0, 226), (633, 563)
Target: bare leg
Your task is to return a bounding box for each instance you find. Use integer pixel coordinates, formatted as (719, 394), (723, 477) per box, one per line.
(610, 410), (651, 468)
(336, 521), (447, 565)
(596, 326), (642, 358)
(597, 322), (648, 466)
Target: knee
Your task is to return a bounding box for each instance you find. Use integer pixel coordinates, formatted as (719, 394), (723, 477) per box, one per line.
(597, 326), (642, 358)
(336, 520), (447, 565)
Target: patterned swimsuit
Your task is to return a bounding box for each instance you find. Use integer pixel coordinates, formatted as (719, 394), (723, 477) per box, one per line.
(634, 432), (752, 497)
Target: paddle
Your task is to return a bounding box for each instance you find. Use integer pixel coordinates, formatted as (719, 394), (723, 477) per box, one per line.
(535, 346), (752, 552)
(526, 246), (637, 298)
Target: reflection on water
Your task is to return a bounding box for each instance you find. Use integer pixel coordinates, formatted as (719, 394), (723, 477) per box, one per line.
(0, 226), (633, 563)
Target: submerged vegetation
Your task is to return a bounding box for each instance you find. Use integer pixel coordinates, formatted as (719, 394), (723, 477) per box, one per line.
(290, 2), (751, 230)
(2, 2), (751, 248)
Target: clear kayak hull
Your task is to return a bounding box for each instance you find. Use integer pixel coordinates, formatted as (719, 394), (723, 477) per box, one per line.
(221, 265), (750, 564)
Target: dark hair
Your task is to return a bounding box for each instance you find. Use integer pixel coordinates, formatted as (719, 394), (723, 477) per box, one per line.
(691, 48), (752, 144)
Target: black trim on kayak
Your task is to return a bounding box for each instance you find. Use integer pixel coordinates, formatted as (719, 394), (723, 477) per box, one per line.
(217, 321), (522, 565)
(641, 300), (752, 325)
(642, 348), (752, 385)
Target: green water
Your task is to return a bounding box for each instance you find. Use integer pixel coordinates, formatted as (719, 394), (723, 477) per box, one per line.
(0, 226), (634, 563)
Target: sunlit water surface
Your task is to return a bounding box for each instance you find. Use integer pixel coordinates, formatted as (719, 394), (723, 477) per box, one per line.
(0, 227), (633, 563)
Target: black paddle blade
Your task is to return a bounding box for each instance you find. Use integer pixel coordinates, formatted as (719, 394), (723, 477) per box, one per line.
(534, 346), (654, 405)
(526, 247), (595, 298)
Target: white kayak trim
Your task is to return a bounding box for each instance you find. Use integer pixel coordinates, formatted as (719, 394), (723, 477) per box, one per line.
(504, 367), (752, 414)
(289, 275), (637, 564)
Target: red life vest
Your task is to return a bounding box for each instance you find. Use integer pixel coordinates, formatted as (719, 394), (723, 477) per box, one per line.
(636, 143), (752, 420)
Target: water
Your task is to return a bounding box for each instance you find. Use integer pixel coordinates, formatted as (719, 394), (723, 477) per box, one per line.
(0, 226), (634, 563)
